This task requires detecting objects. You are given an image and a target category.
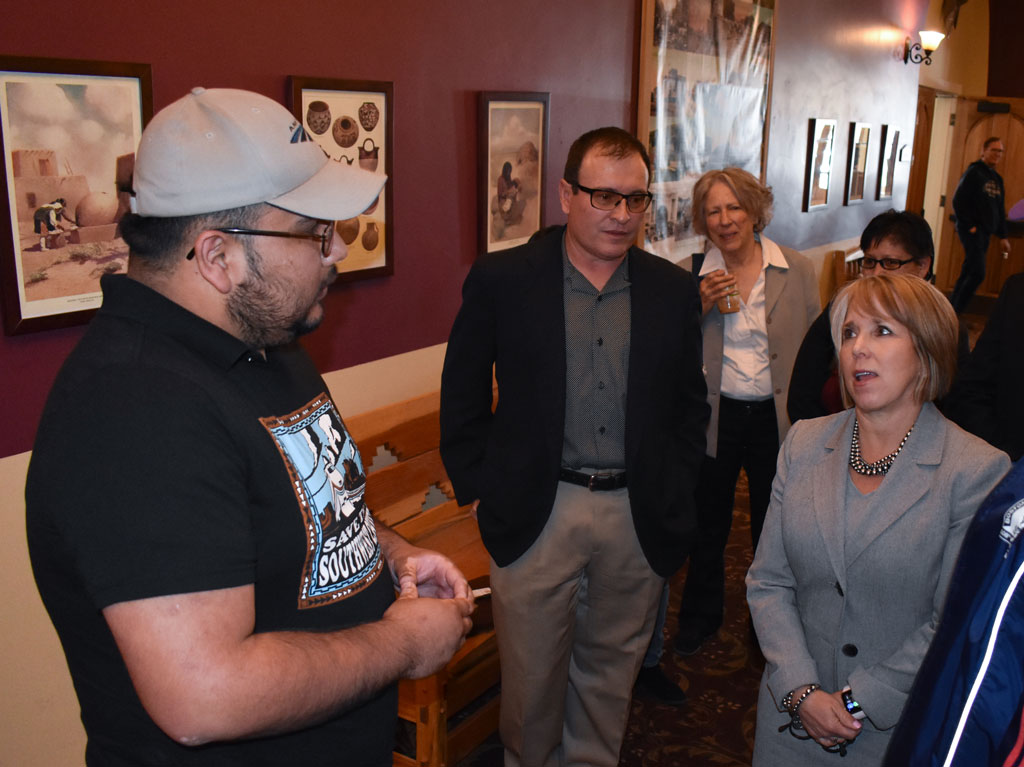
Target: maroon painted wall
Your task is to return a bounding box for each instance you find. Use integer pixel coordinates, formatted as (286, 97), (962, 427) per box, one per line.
(763, 0), (928, 250)
(0, 0), (945, 458)
(0, 1), (641, 457)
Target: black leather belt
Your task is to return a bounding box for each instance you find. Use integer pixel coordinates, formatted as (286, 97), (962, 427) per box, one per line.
(720, 395), (775, 414)
(559, 468), (628, 491)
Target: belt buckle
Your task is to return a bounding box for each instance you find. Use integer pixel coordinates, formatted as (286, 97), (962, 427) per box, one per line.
(587, 473), (598, 491)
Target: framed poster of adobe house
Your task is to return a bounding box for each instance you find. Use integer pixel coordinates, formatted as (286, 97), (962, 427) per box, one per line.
(0, 56), (152, 335)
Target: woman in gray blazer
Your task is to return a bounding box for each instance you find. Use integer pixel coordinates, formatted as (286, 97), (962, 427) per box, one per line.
(746, 274), (1009, 765)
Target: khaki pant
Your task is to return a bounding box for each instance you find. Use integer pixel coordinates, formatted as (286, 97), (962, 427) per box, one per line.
(490, 480), (663, 767)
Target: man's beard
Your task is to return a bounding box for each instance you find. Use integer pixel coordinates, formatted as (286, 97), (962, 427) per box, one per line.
(227, 246), (334, 349)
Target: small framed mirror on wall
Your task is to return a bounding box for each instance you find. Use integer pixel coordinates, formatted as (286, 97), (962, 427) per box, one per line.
(877, 124), (900, 201)
(844, 122), (871, 205)
(804, 118), (837, 211)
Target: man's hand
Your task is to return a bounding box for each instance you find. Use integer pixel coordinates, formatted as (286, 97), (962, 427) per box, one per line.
(374, 527), (474, 678)
(383, 595), (474, 679)
(1000, 238), (1012, 255)
(392, 546), (472, 599)
(378, 526), (472, 599)
(797, 689), (862, 748)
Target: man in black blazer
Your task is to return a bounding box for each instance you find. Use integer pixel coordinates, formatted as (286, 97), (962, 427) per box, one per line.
(440, 127), (708, 766)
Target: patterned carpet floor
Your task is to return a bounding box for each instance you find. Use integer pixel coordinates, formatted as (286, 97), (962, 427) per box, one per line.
(457, 474), (762, 767)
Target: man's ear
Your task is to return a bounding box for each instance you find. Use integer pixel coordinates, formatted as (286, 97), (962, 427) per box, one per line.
(559, 179), (574, 216)
(190, 230), (247, 294)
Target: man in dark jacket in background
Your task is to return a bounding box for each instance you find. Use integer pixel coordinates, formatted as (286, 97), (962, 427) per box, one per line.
(949, 136), (1012, 314)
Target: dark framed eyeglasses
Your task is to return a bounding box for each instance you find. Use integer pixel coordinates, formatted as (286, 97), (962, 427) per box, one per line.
(186, 224), (334, 260)
(574, 183), (653, 214)
(861, 255), (917, 271)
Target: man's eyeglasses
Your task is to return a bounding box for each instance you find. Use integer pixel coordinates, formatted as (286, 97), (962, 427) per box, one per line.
(861, 255), (918, 271)
(574, 183), (653, 214)
(186, 224), (335, 260)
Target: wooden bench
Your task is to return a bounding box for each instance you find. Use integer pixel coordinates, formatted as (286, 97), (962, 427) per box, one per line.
(832, 248), (864, 292)
(817, 247), (864, 306)
(346, 391), (500, 767)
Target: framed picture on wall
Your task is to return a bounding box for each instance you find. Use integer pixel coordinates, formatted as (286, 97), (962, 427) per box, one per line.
(0, 55), (152, 335)
(635, 0), (775, 260)
(289, 76), (393, 283)
(844, 122), (871, 205)
(877, 124), (900, 200)
(803, 118), (837, 212)
(478, 91), (548, 254)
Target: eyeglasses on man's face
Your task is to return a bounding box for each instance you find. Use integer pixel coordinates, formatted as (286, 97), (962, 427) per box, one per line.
(574, 183), (653, 214)
(861, 255), (918, 271)
(186, 223), (335, 260)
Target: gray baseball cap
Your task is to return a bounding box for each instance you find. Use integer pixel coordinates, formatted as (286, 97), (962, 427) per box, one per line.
(131, 87), (385, 220)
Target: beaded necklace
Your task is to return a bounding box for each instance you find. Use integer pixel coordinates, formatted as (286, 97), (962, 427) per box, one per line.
(849, 418), (914, 476)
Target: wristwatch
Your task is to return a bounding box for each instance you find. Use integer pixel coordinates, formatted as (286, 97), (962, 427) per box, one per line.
(841, 686), (866, 720)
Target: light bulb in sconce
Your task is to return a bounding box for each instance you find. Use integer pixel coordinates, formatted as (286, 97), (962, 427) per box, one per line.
(918, 30), (945, 52)
(904, 30), (945, 65)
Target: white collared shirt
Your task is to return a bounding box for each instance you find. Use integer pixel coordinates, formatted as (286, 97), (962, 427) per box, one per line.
(699, 238), (790, 400)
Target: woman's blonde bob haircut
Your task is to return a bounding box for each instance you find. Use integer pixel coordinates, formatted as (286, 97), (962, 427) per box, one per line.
(829, 273), (958, 408)
(690, 167), (774, 237)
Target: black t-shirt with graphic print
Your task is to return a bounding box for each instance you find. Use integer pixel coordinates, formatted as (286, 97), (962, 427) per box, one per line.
(26, 275), (396, 766)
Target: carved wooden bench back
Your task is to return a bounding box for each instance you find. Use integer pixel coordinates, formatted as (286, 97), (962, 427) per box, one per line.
(346, 391), (498, 767)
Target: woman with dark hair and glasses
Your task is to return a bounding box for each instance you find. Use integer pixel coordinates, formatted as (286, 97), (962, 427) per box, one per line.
(786, 210), (970, 426)
(669, 167), (819, 657)
(747, 274), (1008, 765)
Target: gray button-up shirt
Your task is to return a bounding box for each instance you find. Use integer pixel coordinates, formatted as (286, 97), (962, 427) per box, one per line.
(561, 240), (631, 471)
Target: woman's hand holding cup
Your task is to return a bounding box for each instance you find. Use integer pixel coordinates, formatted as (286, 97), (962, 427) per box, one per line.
(699, 269), (740, 315)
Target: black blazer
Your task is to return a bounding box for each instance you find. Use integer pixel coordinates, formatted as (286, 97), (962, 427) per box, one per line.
(439, 226), (709, 576)
(945, 272), (1024, 461)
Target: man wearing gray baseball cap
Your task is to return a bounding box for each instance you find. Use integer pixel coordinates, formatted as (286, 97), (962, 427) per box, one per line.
(26, 87), (473, 766)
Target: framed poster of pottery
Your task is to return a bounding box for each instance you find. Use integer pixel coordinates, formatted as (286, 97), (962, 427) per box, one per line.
(803, 118), (837, 212)
(843, 122), (871, 206)
(877, 124), (899, 201)
(0, 55), (152, 335)
(478, 91), (548, 254)
(289, 76), (393, 283)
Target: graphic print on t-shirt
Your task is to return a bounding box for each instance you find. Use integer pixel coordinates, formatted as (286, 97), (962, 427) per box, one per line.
(261, 393), (385, 609)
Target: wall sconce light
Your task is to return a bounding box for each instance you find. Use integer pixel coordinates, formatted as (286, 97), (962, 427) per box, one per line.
(904, 30), (945, 65)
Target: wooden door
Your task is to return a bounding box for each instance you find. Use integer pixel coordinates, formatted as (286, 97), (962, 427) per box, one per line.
(906, 86), (936, 218)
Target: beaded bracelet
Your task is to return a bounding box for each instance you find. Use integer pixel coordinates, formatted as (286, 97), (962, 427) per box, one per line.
(778, 683), (849, 757)
(782, 683), (821, 715)
(778, 683), (821, 739)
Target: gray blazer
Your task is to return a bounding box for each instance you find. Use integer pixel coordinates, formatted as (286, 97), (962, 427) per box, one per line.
(747, 404), (1009, 757)
(683, 238), (819, 457)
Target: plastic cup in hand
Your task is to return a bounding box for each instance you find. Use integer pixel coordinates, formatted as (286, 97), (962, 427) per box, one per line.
(717, 279), (740, 314)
